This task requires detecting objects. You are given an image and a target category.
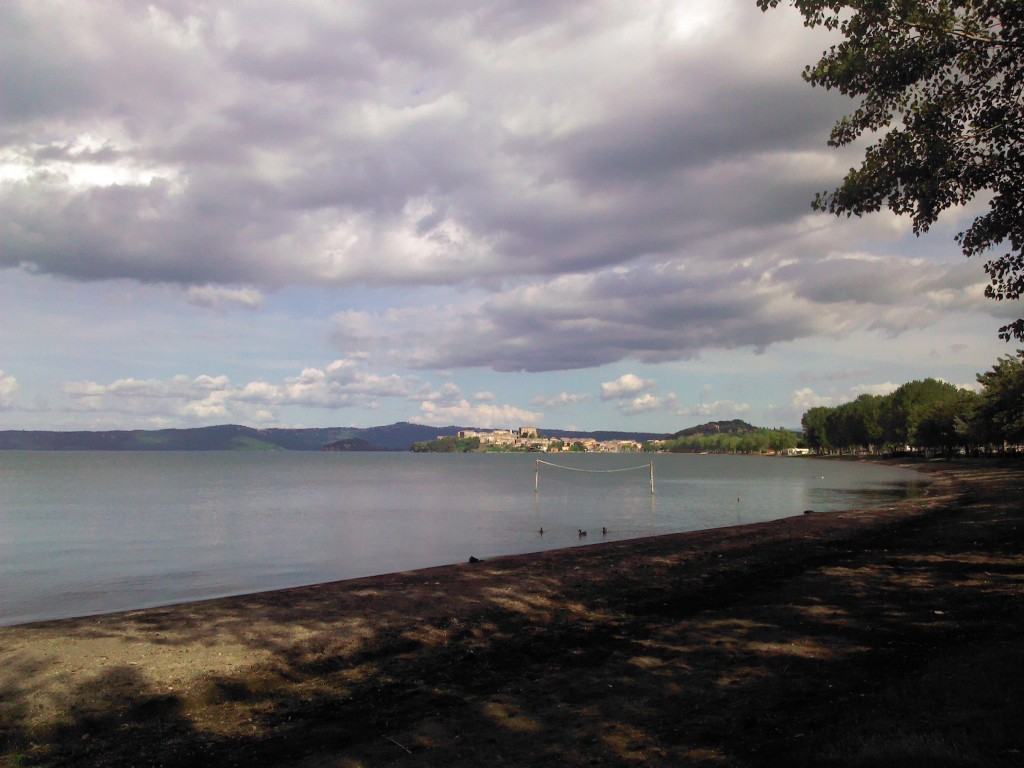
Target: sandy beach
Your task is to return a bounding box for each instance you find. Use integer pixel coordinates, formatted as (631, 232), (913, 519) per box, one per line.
(2, 458), (1022, 767)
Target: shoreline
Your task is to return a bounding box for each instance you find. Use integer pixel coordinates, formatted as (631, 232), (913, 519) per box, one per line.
(3, 457), (939, 630)
(1, 453), (927, 630)
(3, 458), (1022, 766)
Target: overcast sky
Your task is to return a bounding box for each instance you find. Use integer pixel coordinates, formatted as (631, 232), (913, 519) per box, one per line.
(0, 0), (1014, 434)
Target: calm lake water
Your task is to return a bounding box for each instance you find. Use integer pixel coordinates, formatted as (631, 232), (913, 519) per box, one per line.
(0, 451), (925, 626)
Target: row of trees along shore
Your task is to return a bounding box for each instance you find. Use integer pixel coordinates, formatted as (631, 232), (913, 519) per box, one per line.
(651, 428), (799, 455)
(801, 352), (1024, 457)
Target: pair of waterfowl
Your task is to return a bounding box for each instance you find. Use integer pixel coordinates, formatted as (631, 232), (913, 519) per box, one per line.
(535, 527), (608, 536)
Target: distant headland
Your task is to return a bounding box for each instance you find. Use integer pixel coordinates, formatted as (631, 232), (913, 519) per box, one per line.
(0, 420), (796, 453)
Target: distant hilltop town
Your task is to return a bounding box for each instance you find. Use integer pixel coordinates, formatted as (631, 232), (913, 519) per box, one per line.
(439, 427), (644, 453)
(411, 420), (804, 455)
(0, 419), (802, 454)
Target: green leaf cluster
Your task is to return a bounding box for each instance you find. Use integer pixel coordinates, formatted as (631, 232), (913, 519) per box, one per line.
(761, 1), (1024, 340)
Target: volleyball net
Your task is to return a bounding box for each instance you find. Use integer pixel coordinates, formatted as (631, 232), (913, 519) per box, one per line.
(534, 459), (654, 495)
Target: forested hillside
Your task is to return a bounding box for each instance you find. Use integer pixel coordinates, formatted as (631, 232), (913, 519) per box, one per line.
(657, 421), (799, 454)
(0, 423), (455, 452)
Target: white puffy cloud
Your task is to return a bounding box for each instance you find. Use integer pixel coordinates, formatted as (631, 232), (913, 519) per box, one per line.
(414, 399), (542, 429)
(179, 390), (231, 420)
(675, 400), (751, 419)
(849, 382), (902, 398)
(620, 392), (668, 414)
(64, 375), (229, 400)
(235, 364), (418, 408)
(56, 360), (546, 429)
(61, 362), (419, 423)
(789, 387), (836, 413)
(186, 284), (264, 310)
(531, 391), (589, 408)
(598, 375), (691, 416)
(601, 374), (655, 401)
(0, 370), (20, 409)
(788, 381), (901, 416)
(414, 382), (465, 408)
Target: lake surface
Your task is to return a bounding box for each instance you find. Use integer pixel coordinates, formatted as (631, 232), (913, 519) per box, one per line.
(0, 451), (925, 626)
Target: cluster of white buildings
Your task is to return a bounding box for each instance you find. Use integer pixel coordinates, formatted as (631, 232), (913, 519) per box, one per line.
(454, 427), (643, 453)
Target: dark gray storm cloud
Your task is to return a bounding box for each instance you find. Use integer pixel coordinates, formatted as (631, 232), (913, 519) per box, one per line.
(1, 1), (845, 284)
(1, 1), (994, 377)
(328, 251), (980, 373)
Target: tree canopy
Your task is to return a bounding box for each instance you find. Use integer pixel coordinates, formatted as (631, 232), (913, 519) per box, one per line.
(759, 1), (1024, 340)
(974, 350), (1024, 445)
(659, 427), (799, 454)
(798, 355), (1024, 456)
(800, 377), (980, 455)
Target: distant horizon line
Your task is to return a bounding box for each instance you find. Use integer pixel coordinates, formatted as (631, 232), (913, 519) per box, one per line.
(0, 419), (801, 437)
